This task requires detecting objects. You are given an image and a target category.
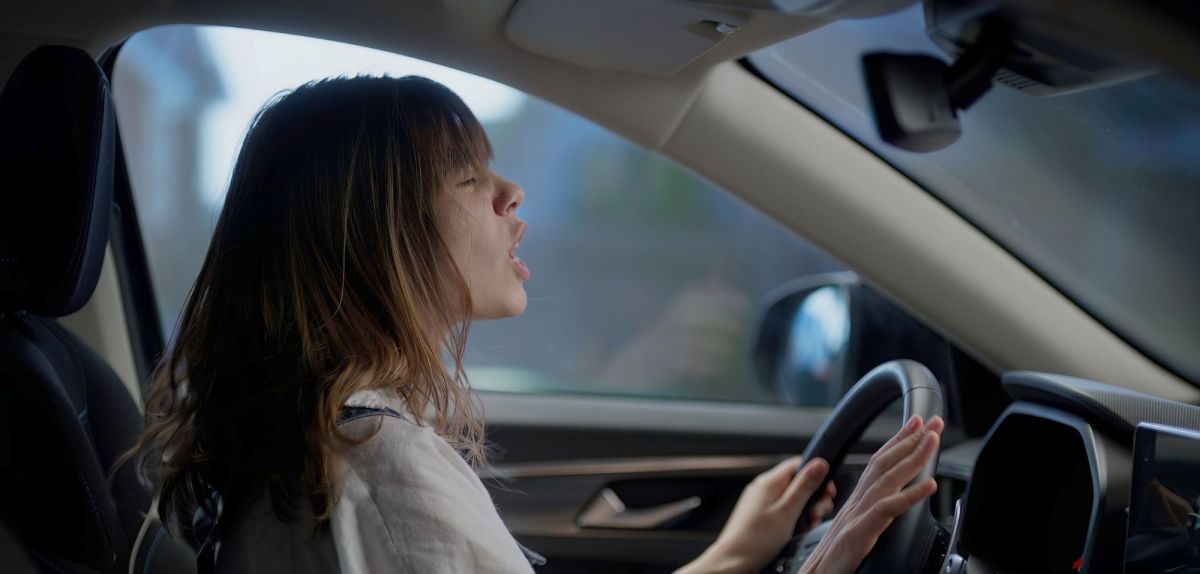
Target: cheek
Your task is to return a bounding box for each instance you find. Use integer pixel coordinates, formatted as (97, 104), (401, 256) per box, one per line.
(448, 210), (497, 295)
(442, 225), (470, 273)
(436, 206), (481, 295)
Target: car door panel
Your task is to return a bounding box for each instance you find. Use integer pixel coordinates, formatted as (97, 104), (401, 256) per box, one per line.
(481, 392), (907, 572)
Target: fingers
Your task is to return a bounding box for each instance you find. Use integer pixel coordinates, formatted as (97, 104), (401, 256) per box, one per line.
(886, 415), (943, 452)
(766, 456), (803, 479)
(876, 415), (923, 456)
(869, 416), (937, 471)
(804, 477), (838, 524)
(844, 416), (942, 517)
(748, 456), (807, 500)
(925, 416), (945, 436)
(861, 416), (943, 484)
(856, 416), (922, 484)
(872, 478), (938, 523)
(871, 429), (940, 495)
(808, 490), (836, 524)
(843, 478), (938, 550)
(780, 458), (829, 510)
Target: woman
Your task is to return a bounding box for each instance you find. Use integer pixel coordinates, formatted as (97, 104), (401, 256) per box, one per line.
(126, 75), (941, 573)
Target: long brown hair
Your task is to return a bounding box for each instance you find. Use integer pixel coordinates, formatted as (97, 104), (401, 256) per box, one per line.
(122, 75), (493, 534)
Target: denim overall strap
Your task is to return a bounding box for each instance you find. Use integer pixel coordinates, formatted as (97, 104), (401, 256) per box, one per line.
(336, 404), (405, 425)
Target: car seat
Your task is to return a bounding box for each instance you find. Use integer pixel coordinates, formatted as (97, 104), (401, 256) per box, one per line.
(0, 45), (194, 574)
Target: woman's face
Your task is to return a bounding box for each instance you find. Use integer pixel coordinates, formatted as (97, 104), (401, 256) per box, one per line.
(440, 169), (529, 320)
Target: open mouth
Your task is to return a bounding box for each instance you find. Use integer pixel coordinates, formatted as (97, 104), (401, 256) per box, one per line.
(509, 223), (526, 261)
(510, 223), (530, 280)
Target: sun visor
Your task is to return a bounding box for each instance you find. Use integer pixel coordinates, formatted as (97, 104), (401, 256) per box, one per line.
(504, 0), (753, 75)
(505, 0), (924, 76)
(505, 0), (920, 75)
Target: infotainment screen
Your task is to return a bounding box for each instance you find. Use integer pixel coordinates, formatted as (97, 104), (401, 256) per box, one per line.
(1126, 423), (1200, 574)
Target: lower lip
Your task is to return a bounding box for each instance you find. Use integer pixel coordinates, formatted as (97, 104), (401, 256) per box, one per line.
(512, 256), (531, 281)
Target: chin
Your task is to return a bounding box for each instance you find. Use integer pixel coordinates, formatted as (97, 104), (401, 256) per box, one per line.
(502, 290), (528, 318)
(474, 289), (527, 320)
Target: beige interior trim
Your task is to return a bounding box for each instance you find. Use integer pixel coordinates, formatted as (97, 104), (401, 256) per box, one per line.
(483, 452), (941, 480)
(481, 455), (784, 480)
(58, 247), (142, 407)
(483, 390), (842, 435)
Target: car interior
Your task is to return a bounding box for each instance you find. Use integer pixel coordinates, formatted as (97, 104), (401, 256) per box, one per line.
(1, 1), (1198, 573)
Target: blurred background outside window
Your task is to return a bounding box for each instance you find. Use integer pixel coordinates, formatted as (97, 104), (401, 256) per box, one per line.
(112, 26), (846, 405)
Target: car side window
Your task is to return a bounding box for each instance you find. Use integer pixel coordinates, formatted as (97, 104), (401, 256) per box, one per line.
(112, 25), (847, 406)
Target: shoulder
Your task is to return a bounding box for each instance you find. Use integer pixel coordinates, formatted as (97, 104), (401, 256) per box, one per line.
(336, 389), (461, 465)
(334, 388), (483, 507)
(330, 391), (533, 572)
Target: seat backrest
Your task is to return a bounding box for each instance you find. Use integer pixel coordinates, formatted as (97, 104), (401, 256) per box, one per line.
(0, 45), (193, 574)
(0, 515), (40, 574)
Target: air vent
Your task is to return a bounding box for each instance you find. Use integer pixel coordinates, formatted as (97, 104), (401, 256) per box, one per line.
(994, 68), (1039, 91)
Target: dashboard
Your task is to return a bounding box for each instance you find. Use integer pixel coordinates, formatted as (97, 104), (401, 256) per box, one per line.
(954, 372), (1200, 573)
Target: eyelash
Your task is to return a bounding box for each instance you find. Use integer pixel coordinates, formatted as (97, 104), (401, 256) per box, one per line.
(458, 177), (478, 187)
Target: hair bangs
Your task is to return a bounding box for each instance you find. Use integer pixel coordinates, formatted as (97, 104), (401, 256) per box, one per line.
(408, 76), (493, 179)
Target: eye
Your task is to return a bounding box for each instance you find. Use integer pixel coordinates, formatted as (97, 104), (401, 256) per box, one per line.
(457, 176), (478, 188)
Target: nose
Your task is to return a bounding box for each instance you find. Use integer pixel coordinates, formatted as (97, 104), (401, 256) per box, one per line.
(494, 176), (524, 216)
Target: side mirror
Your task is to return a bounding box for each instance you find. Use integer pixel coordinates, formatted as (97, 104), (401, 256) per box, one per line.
(753, 273), (954, 406)
(753, 275), (853, 406)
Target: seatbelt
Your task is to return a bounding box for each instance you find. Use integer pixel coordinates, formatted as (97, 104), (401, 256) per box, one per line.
(129, 499), (157, 574)
(194, 490), (221, 574)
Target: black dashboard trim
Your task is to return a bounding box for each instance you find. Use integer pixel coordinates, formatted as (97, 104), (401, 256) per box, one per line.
(1003, 372), (1200, 443)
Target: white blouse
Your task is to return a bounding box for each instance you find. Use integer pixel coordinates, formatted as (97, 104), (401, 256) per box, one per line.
(216, 389), (535, 573)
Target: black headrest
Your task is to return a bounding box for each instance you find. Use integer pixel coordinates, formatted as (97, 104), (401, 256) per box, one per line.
(0, 45), (116, 317)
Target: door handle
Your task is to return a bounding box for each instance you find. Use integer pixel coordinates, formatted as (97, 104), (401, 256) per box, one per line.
(577, 487), (701, 530)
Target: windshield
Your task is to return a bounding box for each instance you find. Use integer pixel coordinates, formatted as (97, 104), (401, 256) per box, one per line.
(749, 5), (1200, 384)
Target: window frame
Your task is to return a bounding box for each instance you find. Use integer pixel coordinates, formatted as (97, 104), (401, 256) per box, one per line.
(100, 42), (167, 397)
(101, 25), (991, 416)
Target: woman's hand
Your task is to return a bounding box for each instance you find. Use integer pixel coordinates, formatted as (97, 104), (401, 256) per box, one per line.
(799, 415), (943, 574)
(676, 457), (836, 574)
(676, 414), (943, 574)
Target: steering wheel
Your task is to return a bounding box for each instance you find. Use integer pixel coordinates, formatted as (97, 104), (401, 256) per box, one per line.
(769, 359), (947, 574)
